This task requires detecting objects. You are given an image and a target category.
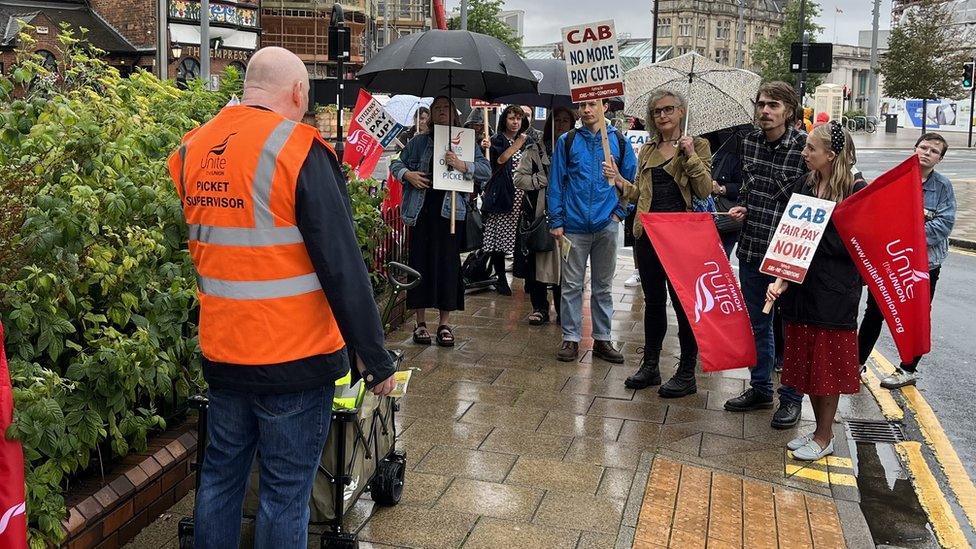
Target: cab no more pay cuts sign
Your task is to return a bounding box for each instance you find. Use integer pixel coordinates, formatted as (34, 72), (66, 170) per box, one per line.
(561, 20), (624, 102)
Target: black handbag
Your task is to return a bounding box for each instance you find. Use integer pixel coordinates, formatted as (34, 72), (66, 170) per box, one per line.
(460, 200), (484, 253)
(713, 194), (742, 234)
(481, 172), (515, 214)
(519, 193), (554, 253)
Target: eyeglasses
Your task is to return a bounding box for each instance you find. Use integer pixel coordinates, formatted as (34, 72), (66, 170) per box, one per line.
(652, 105), (678, 118)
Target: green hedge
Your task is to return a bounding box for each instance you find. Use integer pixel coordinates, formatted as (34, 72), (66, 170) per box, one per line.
(0, 29), (386, 547)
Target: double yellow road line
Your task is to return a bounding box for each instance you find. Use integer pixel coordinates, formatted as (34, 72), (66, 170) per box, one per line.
(870, 350), (976, 548)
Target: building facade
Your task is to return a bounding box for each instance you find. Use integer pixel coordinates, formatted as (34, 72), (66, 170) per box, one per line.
(1, 0), (262, 86)
(892, 0), (976, 29)
(375, 0), (430, 50)
(652, 0), (785, 70)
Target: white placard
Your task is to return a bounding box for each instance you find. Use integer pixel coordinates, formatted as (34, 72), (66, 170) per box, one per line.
(355, 98), (403, 147)
(432, 125), (475, 193)
(760, 194), (837, 284)
(625, 130), (650, 156)
(561, 20), (624, 102)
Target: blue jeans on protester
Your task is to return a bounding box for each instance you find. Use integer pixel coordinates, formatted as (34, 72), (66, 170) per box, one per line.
(560, 221), (619, 342)
(194, 385), (335, 549)
(738, 258), (802, 404)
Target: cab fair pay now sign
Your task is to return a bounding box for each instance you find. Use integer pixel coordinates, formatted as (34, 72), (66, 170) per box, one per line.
(760, 194), (837, 284)
(561, 20), (624, 102)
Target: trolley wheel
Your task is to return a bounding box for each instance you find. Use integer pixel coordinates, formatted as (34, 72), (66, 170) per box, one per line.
(177, 517), (194, 549)
(371, 451), (406, 506)
(321, 531), (359, 549)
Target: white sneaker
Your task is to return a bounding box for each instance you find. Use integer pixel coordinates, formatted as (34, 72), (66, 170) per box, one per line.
(791, 438), (834, 461)
(880, 368), (917, 389)
(625, 271), (641, 287)
(787, 433), (813, 451)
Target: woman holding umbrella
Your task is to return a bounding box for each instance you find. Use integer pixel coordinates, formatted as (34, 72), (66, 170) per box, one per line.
(391, 96), (491, 347)
(614, 90), (713, 398)
(513, 106), (578, 325)
(483, 105), (532, 296)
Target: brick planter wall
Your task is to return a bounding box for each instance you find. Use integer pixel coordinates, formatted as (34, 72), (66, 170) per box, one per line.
(61, 419), (198, 548)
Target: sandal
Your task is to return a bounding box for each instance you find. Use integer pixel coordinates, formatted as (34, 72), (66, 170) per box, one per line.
(527, 310), (548, 326)
(435, 325), (455, 347)
(412, 323), (431, 345)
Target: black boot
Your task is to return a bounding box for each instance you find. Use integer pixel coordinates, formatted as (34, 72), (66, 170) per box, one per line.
(658, 356), (698, 398)
(625, 347), (662, 389)
(492, 253), (511, 295)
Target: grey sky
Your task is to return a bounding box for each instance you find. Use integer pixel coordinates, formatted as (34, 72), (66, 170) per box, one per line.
(446, 0), (892, 48)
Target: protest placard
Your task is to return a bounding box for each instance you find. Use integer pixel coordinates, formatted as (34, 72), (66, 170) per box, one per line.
(354, 97), (403, 147)
(760, 193), (837, 284)
(432, 124), (475, 193)
(561, 20), (624, 102)
(470, 99), (502, 108)
(625, 130), (650, 156)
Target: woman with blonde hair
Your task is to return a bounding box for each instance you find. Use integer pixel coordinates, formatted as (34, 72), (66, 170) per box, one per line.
(609, 89), (712, 398)
(765, 121), (866, 460)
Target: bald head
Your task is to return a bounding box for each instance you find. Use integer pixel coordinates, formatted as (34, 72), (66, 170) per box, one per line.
(242, 47), (309, 121)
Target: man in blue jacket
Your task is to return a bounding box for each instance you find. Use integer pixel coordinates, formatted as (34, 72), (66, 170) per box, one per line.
(548, 99), (638, 362)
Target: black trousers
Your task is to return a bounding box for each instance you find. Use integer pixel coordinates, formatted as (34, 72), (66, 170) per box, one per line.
(526, 279), (561, 318)
(857, 267), (941, 371)
(634, 235), (698, 359)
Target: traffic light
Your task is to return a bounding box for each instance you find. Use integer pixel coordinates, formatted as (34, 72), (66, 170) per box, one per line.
(964, 61), (975, 91)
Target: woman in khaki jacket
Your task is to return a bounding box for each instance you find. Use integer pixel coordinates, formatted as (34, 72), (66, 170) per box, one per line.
(513, 106), (578, 325)
(606, 90), (712, 398)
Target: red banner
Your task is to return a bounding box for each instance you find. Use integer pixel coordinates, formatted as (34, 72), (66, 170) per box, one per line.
(833, 156), (931, 364)
(342, 90), (385, 180)
(0, 322), (28, 548)
(640, 213), (756, 372)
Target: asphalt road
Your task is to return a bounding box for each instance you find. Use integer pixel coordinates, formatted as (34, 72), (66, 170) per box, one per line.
(856, 147), (976, 181)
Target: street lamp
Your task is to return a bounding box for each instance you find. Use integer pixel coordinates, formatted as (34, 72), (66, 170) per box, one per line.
(170, 43), (183, 60)
(329, 3), (350, 156)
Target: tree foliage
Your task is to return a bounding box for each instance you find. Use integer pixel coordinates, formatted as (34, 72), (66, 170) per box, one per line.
(879, 0), (973, 101)
(750, 0), (825, 88)
(447, 0), (523, 55)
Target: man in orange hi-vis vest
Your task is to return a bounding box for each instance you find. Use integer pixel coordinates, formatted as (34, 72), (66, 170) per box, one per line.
(168, 47), (395, 548)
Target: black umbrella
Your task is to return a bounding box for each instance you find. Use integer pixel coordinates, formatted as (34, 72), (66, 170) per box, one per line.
(358, 30), (538, 100)
(493, 58), (625, 111)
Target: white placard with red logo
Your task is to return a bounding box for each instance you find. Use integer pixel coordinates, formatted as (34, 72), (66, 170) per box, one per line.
(432, 124), (475, 193)
(354, 97), (403, 147)
(760, 193), (837, 284)
(561, 20), (624, 102)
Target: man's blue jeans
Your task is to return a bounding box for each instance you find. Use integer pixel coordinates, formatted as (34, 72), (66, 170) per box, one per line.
(560, 222), (619, 342)
(739, 258), (802, 404)
(194, 385), (335, 549)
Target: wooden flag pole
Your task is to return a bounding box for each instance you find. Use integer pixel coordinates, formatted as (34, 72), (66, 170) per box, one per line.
(762, 278), (786, 314)
(482, 108), (491, 158)
(451, 192), (457, 234)
(598, 106), (614, 185)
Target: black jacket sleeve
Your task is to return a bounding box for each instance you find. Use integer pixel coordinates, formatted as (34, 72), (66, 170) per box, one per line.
(295, 141), (394, 388)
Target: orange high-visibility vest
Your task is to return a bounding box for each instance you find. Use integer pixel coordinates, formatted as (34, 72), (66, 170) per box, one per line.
(168, 105), (345, 365)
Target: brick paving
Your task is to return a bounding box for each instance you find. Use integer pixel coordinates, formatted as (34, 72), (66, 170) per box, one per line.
(128, 256), (880, 548)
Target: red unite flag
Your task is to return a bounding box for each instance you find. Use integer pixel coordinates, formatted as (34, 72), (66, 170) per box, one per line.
(342, 90), (385, 180)
(0, 322), (28, 548)
(832, 156), (931, 364)
(640, 213), (756, 372)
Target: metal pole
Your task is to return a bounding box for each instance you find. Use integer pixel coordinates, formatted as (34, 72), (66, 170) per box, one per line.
(200, 0), (210, 89)
(651, 0), (659, 63)
(868, 0), (881, 117)
(384, 0), (390, 46)
(735, 0), (745, 68)
(157, 0), (168, 79)
(333, 5), (346, 157)
(460, 0), (467, 30)
(798, 0), (808, 107)
(968, 81), (975, 148)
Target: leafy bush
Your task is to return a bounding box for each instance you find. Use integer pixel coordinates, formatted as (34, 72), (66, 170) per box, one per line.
(0, 29), (240, 546)
(342, 164), (389, 293)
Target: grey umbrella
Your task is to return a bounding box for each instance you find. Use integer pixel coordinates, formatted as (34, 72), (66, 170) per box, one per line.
(624, 52), (761, 136)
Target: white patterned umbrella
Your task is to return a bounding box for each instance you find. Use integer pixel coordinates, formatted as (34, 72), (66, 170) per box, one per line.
(624, 52), (761, 136)
(379, 95), (434, 126)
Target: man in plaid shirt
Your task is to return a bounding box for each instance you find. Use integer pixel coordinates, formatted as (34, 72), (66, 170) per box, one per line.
(724, 82), (808, 429)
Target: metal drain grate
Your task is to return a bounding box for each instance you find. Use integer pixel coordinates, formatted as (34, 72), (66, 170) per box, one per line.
(847, 419), (906, 443)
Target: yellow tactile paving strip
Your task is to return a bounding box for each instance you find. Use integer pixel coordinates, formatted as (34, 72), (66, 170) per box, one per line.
(634, 457), (846, 548)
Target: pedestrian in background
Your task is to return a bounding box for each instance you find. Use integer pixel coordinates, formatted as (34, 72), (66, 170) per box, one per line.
(483, 105), (532, 296)
(398, 106), (430, 144)
(521, 105), (544, 143)
(723, 81), (808, 429)
(857, 132), (956, 388)
(168, 47), (395, 547)
(548, 99), (637, 363)
(766, 121), (866, 461)
(704, 124), (747, 258)
(392, 96), (491, 347)
(615, 90), (712, 397)
(514, 106), (578, 325)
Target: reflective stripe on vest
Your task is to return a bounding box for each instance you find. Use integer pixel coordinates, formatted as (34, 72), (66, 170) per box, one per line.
(180, 119), (323, 300)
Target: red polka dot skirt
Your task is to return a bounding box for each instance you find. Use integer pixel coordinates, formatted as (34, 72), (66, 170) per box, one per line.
(780, 322), (861, 396)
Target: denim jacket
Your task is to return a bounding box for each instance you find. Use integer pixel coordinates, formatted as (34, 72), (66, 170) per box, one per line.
(390, 133), (491, 226)
(923, 170), (956, 269)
